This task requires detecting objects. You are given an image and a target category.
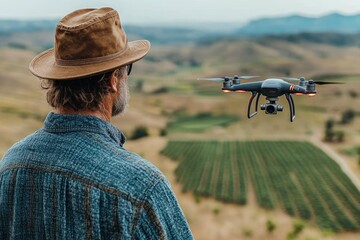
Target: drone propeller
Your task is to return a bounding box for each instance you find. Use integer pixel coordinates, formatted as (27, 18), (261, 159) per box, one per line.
(281, 77), (303, 82)
(197, 76), (259, 82)
(311, 81), (344, 85)
(236, 75), (260, 79)
(282, 77), (344, 85)
(197, 77), (227, 82)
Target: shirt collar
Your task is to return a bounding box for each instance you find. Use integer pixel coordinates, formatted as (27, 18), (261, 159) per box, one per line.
(43, 112), (126, 146)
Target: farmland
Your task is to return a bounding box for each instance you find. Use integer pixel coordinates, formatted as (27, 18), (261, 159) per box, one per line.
(161, 140), (360, 232)
(1, 28), (360, 239)
(167, 112), (239, 132)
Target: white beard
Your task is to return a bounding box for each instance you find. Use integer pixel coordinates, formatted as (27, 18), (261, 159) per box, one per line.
(112, 79), (130, 117)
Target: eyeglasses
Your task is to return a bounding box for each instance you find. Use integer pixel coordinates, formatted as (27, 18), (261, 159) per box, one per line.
(127, 64), (133, 76)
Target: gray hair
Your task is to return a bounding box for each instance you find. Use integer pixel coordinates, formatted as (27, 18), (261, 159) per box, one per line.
(41, 66), (127, 112)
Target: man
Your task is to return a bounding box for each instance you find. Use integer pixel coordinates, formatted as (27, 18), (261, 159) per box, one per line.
(0, 7), (193, 239)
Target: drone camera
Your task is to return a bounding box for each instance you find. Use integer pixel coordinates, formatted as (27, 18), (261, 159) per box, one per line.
(261, 103), (283, 114)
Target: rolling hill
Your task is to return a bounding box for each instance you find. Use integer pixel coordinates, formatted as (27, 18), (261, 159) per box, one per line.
(0, 17), (360, 239)
(3, 12), (360, 48)
(237, 13), (360, 36)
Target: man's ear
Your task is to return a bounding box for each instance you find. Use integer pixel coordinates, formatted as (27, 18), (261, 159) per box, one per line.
(109, 71), (118, 93)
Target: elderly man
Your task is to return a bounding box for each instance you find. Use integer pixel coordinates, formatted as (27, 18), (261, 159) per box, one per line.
(0, 7), (193, 239)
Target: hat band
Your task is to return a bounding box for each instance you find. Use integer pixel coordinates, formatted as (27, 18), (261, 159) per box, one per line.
(55, 43), (129, 66)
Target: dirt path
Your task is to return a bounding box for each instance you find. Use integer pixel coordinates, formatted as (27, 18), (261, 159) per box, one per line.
(310, 136), (360, 191)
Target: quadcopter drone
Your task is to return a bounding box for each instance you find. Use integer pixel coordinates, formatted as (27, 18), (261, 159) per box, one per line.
(198, 76), (342, 122)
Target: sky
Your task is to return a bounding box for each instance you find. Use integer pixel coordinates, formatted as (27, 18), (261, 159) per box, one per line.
(1, 0), (360, 25)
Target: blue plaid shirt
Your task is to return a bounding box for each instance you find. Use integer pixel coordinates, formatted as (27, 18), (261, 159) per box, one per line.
(0, 113), (193, 239)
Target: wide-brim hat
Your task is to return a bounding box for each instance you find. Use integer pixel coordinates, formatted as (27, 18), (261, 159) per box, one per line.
(29, 7), (150, 80)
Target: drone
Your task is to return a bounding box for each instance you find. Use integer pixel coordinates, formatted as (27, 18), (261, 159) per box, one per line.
(198, 76), (343, 122)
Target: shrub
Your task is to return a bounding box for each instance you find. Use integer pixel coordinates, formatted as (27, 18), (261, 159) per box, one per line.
(266, 219), (276, 233)
(335, 131), (345, 142)
(194, 193), (201, 204)
(243, 228), (253, 237)
(151, 87), (169, 94)
(212, 207), (220, 215)
(130, 126), (149, 140)
(348, 90), (358, 98)
(340, 110), (355, 124)
(287, 221), (305, 239)
(160, 128), (167, 136)
(134, 80), (144, 92)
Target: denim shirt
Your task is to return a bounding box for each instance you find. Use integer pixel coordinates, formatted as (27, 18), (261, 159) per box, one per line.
(0, 113), (193, 240)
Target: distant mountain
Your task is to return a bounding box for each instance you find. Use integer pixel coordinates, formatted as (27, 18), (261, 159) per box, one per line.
(0, 19), (215, 47)
(237, 13), (360, 36)
(2, 13), (360, 48)
(125, 26), (212, 45)
(0, 19), (58, 33)
(257, 32), (360, 47)
(2, 13), (360, 37)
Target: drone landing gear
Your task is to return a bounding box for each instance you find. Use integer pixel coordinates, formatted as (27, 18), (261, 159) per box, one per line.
(285, 93), (296, 122)
(247, 91), (261, 118)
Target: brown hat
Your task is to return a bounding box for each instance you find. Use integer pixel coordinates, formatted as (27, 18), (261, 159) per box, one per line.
(29, 7), (150, 80)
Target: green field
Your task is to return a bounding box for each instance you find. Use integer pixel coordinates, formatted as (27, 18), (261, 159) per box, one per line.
(167, 113), (239, 132)
(161, 140), (360, 232)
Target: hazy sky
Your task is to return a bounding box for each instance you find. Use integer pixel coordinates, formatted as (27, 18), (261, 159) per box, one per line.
(1, 0), (360, 24)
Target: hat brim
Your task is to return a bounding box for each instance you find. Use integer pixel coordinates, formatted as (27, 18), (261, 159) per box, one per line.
(29, 40), (150, 80)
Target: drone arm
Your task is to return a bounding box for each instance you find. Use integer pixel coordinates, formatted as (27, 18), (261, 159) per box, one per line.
(248, 91), (260, 118)
(231, 82), (263, 92)
(285, 84), (307, 95)
(285, 93), (295, 122)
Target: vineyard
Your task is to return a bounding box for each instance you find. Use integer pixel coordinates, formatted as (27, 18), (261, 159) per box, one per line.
(161, 140), (360, 232)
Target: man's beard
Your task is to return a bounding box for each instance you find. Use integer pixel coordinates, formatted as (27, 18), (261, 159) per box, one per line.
(112, 79), (130, 117)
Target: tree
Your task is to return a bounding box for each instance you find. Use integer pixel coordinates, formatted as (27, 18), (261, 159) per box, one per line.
(324, 119), (335, 142)
(325, 118), (334, 129)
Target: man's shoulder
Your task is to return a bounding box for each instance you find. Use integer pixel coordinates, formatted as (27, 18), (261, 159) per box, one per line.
(0, 130), (41, 166)
(1, 129), (166, 202)
(104, 147), (166, 197)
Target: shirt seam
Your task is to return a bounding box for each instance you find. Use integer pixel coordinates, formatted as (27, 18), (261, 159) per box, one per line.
(0, 163), (140, 205)
(44, 126), (102, 133)
(130, 178), (167, 240)
(1, 163), (166, 239)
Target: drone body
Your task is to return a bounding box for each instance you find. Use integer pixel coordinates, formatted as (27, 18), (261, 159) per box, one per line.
(198, 76), (342, 122)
